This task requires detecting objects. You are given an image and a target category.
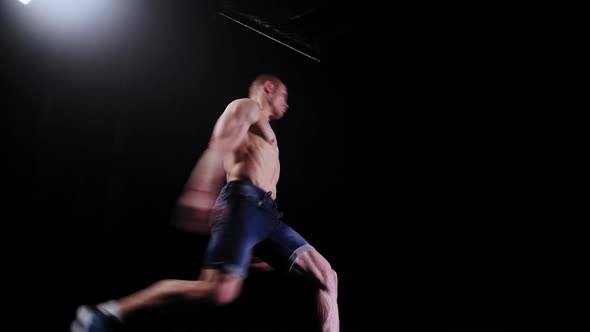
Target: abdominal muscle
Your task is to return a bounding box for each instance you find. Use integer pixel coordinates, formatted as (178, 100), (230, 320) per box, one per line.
(225, 133), (280, 199)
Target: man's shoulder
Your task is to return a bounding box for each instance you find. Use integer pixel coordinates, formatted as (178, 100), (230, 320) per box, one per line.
(227, 98), (259, 110)
(226, 98), (261, 120)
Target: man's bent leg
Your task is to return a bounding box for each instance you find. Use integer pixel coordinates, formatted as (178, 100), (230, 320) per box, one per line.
(117, 270), (244, 316)
(291, 249), (339, 332)
(71, 269), (244, 332)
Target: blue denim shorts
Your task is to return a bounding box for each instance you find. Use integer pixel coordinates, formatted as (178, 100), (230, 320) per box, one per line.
(202, 179), (313, 277)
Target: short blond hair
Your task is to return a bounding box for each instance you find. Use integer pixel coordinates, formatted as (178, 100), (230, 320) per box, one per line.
(248, 74), (283, 97)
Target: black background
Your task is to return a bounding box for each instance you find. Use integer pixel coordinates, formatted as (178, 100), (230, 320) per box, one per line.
(2, 1), (533, 331)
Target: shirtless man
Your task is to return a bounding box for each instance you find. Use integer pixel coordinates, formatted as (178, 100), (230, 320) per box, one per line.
(71, 74), (339, 332)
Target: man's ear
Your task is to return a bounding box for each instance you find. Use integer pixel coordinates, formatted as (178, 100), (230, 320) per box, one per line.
(263, 80), (275, 94)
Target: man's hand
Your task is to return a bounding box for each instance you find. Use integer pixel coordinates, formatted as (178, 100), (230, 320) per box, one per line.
(171, 189), (218, 234)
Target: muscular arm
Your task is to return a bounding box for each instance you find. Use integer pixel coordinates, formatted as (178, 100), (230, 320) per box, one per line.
(172, 99), (262, 233)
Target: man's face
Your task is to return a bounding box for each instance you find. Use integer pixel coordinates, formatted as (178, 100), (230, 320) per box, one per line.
(269, 84), (288, 120)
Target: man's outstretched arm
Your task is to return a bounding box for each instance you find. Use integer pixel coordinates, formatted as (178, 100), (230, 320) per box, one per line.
(172, 99), (262, 233)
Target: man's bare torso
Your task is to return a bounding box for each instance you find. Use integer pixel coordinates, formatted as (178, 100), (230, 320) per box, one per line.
(224, 121), (280, 199)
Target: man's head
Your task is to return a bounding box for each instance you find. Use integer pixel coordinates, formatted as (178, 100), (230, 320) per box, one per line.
(249, 74), (288, 120)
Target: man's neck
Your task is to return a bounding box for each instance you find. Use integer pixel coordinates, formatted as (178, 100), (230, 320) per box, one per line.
(251, 97), (271, 121)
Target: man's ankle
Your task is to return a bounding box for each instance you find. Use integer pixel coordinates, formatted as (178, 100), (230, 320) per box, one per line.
(96, 300), (123, 322)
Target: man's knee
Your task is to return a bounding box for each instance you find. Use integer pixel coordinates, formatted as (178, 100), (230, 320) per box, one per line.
(212, 284), (241, 306)
(311, 266), (337, 292)
(209, 276), (244, 306)
(323, 268), (338, 291)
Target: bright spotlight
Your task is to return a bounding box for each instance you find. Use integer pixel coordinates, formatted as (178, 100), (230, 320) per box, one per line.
(6, 0), (137, 62)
